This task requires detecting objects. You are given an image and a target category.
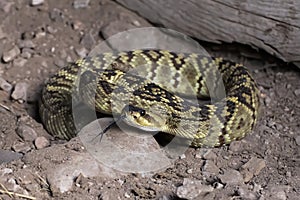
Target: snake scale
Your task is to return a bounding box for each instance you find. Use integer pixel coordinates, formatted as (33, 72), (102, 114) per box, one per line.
(39, 49), (260, 147)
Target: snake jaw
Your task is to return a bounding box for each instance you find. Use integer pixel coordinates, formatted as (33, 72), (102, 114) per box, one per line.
(121, 105), (167, 132)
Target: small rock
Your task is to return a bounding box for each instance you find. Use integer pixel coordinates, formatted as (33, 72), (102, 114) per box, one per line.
(294, 89), (300, 97)
(0, 77), (13, 92)
(0, 168), (13, 176)
(49, 8), (64, 22)
(202, 160), (219, 175)
(54, 59), (66, 68)
(46, 25), (57, 34)
(219, 169), (243, 185)
(31, 0), (44, 6)
(11, 82), (29, 102)
(35, 136), (50, 149)
(12, 142), (31, 153)
(75, 47), (88, 58)
(2, 46), (21, 62)
(72, 20), (85, 30)
(229, 141), (244, 152)
(179, 154), (186, 159)
(21, 51), (32, 59)
(17, 124), (38, 142)
(0, 1), (14, 13)
(237, 186), (258, 200)
(13, 57), (27, 68)
(202, 149), (217, 160)
(176, 178), (214, 200)
(17, 40), (35, 49)
(240, 157), (266, 182)
(186, 169), (193, 174)
(73, 0), (90, 9)
(124, 192), (130, 198)
(80, 32), (96, 49)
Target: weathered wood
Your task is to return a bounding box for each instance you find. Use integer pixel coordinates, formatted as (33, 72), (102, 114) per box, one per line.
(117, 0), (300, 64)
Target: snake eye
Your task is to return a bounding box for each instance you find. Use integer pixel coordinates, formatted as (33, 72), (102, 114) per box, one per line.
(140, 109), (146, 116)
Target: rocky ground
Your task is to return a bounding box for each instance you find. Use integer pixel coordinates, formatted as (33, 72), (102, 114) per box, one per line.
(0, 0), (299, 199)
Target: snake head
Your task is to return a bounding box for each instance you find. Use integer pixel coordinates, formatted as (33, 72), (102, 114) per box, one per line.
(121, 105), (168, 132)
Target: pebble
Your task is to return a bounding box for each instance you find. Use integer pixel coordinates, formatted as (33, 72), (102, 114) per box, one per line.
(295, 136), (300, 146)
(34, 136), (50, 149)
(73, 0), (90, 9)
(202, 149), (217, 160)
(75, 47), (88, 58)
(54, 59), (66, 68)
(202, 160), (219, 175)
(21, 51), (32, 59)
(218, 169), (244, 185)
(72, 20), (85, 30)
(2, 46), (21, 63)
(31, 0), (44, 6)
(80, 32), (96, 49)
(294, 89), (300, 96)
(11, 82), (29, 102)
(179, 154), (186, 159)
(237, 186), (257, 200)
(240, 157), (266, 182)
(229, 141), (244, 152)
(13, 57), (27, 68)
(49, 8), (64, 22)
(0, 77), (13, 92)
(46, 25), (57, 34)
(17, 40), (35, 49)
(0, 1), (14, 13)
(17, 124), (38, 142)
(176, 178), (214, 199)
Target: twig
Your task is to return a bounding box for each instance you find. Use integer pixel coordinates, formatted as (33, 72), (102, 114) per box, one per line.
(0, 183), (36, 200)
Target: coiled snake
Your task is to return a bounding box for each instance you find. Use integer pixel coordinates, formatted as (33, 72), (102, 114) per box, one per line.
(39, 50), (260, 147)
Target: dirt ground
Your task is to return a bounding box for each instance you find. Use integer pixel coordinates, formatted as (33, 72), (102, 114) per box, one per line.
(0, 0), (299, 199)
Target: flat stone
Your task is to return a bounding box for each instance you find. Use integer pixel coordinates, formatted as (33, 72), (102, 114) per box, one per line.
(13, 57), (27, 68)
(46, 152), (121, 193)
(0, 149), (23, 164)
(237, 186), (258, 200)
(17, 124), (38, 142)
(78, 118), (174, 173)
(240, 157), (266, 182)
(176, 178), (214, 200)
(17, 40), (35, 49)
(2, 46), (21, 63)
(11, 82), (29, 102)
(202, 160), (219, 175)
(34, 136), (50, 149)
(218, 169), (244, 185)
(0, 77), (13, 92)
(80, 32), (96, 49)
(12, 142), (31, 153)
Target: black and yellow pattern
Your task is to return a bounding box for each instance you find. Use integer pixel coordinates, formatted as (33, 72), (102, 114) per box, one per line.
(39, 50), (260, 147)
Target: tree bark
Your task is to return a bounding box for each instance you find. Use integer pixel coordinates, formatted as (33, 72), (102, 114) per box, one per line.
(117, 0), (300, 64)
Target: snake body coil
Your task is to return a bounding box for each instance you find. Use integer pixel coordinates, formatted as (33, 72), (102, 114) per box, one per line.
(40, 50), (260, 147)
